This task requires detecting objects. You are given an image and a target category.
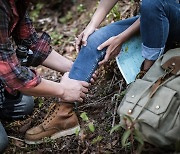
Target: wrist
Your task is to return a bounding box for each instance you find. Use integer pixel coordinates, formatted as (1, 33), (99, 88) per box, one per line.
(117, 32), (128, 44)
(65, 61), (73, 72)
(88, 21), (98, 29)
(56, 82), (65, 99)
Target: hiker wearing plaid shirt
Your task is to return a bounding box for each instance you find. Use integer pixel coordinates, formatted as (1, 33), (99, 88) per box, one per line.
(0, 0), (90, 152)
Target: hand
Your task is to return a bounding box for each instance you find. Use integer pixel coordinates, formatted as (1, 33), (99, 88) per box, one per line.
(76, 25), (96, 52)
(97, 35), (123, 65)
(60, 72), (90, 103)
(90, 70), (98, 84)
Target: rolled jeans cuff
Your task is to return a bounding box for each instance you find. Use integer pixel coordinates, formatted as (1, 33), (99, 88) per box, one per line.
(142, 43), (165, 60)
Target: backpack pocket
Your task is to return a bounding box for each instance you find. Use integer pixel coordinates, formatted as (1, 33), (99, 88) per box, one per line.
(118, 79), (177, 129)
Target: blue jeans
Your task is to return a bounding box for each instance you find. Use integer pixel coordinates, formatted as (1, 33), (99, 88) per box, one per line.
(0, 122), (8, 153)
(0, 84), (34, 153)
(69, 17), (139, 81)
(141, 0), (180, 60)
(69, 0), (180, 81)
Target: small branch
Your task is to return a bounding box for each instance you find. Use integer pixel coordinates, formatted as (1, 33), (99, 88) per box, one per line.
(107, 74), (115, 92)
(78, 92), (116, 109)
(8, 136), (24, 142)
(111, 101), (118, 128)
(111, 80), (123, 128)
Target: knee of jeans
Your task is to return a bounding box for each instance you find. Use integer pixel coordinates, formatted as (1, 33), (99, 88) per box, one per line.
(87, 30), (106, 51)
(82, 30), (107, 62)
(141, 0), (163, 17)
(0, 125), (8, 153)
(21, 95), (34, 116)
(0, 95), (34, 119)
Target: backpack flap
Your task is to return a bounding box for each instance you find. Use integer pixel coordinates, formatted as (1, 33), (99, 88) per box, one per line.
(119, 79), (177, 129)
(125, 79), (153, 103)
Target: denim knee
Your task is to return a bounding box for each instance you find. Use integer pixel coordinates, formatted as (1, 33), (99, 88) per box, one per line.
(87, 30), (107, 50)
(0, 123), (8, 153)
(18, 95), (34, 118)
(141, 0), (164, 17)
(69, 17), (139, 81)
(69, 30), (107, 81)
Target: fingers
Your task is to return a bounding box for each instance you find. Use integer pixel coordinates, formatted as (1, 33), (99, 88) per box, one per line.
(90, 71), (98, 84)
(97, 38), (113, 65)
(80, 92), (86, 99)
(76, 33), (83, 52)
(82, 87), (88, 93)
(94, 70), (98, 75)
(78, 98), (83, 103)
(97, 37), (113, 51)
(82, 34), (88, 46)
(90, 78), (95, 84)
(98, 58), (108, 66)
(92, 71), (98, 79)
(64, 72), (69, 76)
(98, 47), (111, 65)
(62, 72), (69, 79)
(77, 91), (86, 103)
(80, 81), (90, 88)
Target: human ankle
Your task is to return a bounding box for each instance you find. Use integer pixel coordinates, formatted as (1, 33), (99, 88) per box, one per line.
(143, 59), (155, 71)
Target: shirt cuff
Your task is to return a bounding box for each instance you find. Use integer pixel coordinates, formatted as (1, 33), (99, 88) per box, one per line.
(4, 69), (41, 93)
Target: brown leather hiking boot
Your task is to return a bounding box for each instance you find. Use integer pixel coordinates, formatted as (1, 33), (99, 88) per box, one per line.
(25, 103), (80, 144)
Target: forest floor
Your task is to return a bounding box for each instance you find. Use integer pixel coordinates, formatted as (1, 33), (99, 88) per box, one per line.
(3, 0), (176, 153)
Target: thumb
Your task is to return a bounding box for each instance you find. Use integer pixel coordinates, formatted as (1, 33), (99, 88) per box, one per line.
(63, 72), (69, 78)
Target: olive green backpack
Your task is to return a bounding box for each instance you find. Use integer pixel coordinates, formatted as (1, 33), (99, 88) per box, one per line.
(117, 48), (180, 149)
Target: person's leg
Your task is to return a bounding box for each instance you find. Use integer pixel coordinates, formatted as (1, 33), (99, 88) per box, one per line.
(69, 16), (139, 82)
(0, 90), (34, 119)
(0, 84), (8, 153)
(0, 83), (34, 149)
(140, 0), (180, 71)
(0, 122), (8, 153)
(24, 17), (140, 144)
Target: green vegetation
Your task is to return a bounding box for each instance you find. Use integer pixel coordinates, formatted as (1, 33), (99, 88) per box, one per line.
(59, 11), (73, 24)
(30, 3), (44, 22)
(107, 3), (121, 21)
(50, 31), (64, 45)
(80, 112), (95, 133)
(110, 115), (144, 154)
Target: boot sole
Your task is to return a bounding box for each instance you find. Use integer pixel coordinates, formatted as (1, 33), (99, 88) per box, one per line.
(25, 125), (80, 145)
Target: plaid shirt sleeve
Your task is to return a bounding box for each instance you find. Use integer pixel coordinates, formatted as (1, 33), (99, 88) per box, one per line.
(0, 6), (41, 92)
(14, 12), (52, 67)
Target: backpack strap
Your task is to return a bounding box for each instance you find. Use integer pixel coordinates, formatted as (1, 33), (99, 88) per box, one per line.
(150, 55), (180, 98)
(162, 56), (180, 75)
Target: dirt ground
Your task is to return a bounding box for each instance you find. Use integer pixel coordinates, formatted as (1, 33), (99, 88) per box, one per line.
(2, 0), (177, 153)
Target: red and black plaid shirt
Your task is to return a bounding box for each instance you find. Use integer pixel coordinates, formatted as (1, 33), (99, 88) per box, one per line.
(0, 0), (52, 93)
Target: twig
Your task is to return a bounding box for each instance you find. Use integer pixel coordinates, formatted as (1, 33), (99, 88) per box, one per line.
(8, 136), (24, 142)
(107, 74), (115, 92)
(111, 80), (123, 128)
(111, 101), (118, 128)
(118, 79), (123, 93)
(78, 92), (116, 109)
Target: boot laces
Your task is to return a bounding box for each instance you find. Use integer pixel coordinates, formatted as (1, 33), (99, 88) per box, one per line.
(43, 103), (60, 125)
